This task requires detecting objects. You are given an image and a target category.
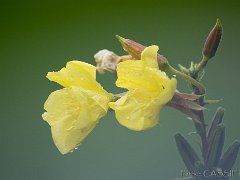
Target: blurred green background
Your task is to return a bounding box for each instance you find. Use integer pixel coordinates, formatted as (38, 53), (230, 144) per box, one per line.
(1, 0), (240, 179)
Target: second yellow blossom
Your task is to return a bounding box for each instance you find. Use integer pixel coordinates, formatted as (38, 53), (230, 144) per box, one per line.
(109, 45), (177, 131)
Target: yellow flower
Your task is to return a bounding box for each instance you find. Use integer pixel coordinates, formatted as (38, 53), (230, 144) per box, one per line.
(42, 61), (112, 154)
(109, 45), (177, 131)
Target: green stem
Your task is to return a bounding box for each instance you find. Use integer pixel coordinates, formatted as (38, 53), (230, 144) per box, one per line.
(164, 64), (206, 94)
(191, 75), (209, 165)
(194, 111), (209, 164)
(197, 56), (209, 73)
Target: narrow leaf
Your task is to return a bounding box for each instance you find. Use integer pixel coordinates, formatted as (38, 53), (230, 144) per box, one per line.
(204, 99), (222, 105)
(175, 133), (202, 172)
(208, 107), (225, 143)
(206, 124), (225, 167)
(219, 140), (240, 171)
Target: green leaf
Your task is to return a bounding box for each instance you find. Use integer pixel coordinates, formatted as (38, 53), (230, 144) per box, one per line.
(219, 140), (240, 171)
(206, 124), (225, 168)
(204, 99), (222, 105)
(175, 133), (202, 172)
(208, 107), (225, 143)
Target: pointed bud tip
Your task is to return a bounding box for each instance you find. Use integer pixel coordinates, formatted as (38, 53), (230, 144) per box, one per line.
(115, 35), (128, 45)
(215, 18), (223, 33)
(216, 18), (222, 27)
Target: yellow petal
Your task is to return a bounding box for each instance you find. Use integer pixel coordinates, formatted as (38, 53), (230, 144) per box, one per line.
(157, 78), (177, 105)
(141, 45), (159, 69)
(116, 61), (169, 97)
(109, 78), (176, 131)
(42, 87), (109, 154)
(109, 90), (160, 131)
(110, 45), (177, 131)
(46, 61), (108, 96)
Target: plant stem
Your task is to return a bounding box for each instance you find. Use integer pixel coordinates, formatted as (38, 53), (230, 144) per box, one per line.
(192, 78), (209, 164)
(197, 56), (209, 72)
(194, 110), (209, 164)
(164, 64), (206, 94)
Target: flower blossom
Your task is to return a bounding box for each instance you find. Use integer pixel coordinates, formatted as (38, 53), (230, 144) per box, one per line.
(42, 61), (112, 154)
(109, 45), (177, 131)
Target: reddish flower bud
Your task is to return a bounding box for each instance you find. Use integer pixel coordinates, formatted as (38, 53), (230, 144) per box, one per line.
(116, 35), (167, 67)
(203, 19), (222, 59)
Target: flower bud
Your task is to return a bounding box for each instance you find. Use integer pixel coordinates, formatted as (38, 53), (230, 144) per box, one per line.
(116, 35), (167, 68)
(203, 19), (222, 59)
